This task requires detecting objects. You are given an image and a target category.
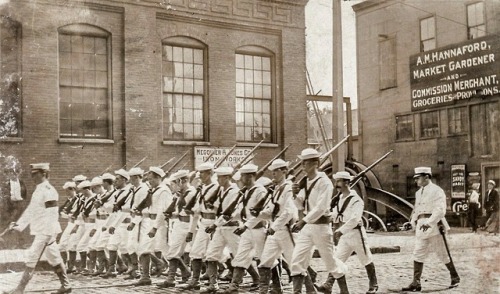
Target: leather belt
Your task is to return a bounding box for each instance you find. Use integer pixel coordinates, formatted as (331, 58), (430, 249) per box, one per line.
(223, 221), (239, 227)
(149, 214), (157, 220)
(312, 215), (332, 224)
(97, 215), (108, 220)
(122, 218), (131, 224)
(201, 212), (216, 219)
(85, 219), (96, 223)
(122, 208), (131, 213)
(178, 215), (191, 223)
(417, 213), (432, 220)
(253, 221), (266, 229)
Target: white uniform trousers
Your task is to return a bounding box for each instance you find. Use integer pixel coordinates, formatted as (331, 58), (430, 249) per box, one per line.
(189, 218), (215, 260)
(95, 226), (111, 251)
(259, 228), (295, 268)
(137, 218), (154, 256)
(68, 224), (85, 251)
(165, 219), (190, 260)
(335, 227), (373, 266)
(126, 221), (140, 255)
(232, 227), (266, 268)
(58, 222), (75, 252)
(88, 219), (105, 251)
(26, 234), (63, 268)
(205, 226), (240, 262)
(413, 234), (450, 264)
(291, 224), (348, 278)
(76, 223), (93, 252)
(107, 223), (128, 252)
(154, 223), (169, 257)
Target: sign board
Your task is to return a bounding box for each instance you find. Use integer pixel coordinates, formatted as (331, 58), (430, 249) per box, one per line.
(409, 35), (500, 111)
(451, 164), (466, 199)
(194, 147), (252, 168)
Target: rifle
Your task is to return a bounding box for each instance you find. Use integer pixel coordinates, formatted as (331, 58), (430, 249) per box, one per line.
(214, 144), (238, 168)
(256, 144), (292, 179)
(112, 189), (134, 212)
(182, 185), (203, 213)
(330, 150), (394, 209)
(100, 164), (113, 175)
(221, 187), (248, 219)
(203, 186), (222, 209)
(234, 140), (264, 170)
(163, 196), (179, 219)
(120, 156), (147, 170)
(160, 157), (176, 169)
(250, 185), (275, 216)
(204, 149), (217, 163)
(164, 151), (189, 174)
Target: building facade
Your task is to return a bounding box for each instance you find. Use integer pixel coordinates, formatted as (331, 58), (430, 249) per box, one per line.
(354, 0), (500, 223)
(0, 0), (309, 195)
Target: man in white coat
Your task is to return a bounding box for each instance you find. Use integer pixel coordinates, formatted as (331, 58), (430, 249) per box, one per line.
(3, 163), (71, 294)
(402, 167), (460, 291)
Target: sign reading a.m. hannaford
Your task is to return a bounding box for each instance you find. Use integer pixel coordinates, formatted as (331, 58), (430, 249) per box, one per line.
(410, 35), (500, 111)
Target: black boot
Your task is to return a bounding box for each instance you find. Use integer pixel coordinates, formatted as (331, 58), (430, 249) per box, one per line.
(67, 251), (77, 274)
(336, 275), (349, 294)
(402, 261), (423, 292)
(445, 262), (460, 288)
(281, 260), (292, 283)
(270, 266), (283, 294)
(92, 250), (107, 276)
(220, 258), (233, 281)
(223, 267), (245, 294)
(292, 275), (305, 294)
(83, 251), (97, 276)
(247, 264), (260, 291)
(258, 267), (272, 294)
(314, 273), (334, 294)
(157, 259), (177, 288)
(51, 264), (72, 294)
(78, 252), (87, 274)
(304, 274), (317, 294)
(177, 257), (192, 282)
(184, 258), (202, 290)
(150, 252), (166, 277)
(5, 267), (34, 294)
(135, 254), (152, 286)
(101, 250), (117, 278)
(117, 254), (128, 275)
(61, 251), (68, 267)
(365, 262), (378, 294)
(124, 253), (140, 280)
(307, 267), (317, 283)
(200, 260), (219, 293)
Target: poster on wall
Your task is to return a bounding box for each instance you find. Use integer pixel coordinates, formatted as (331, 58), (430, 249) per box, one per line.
(194, 147), (252, 168)
(451, 164), (466, 199)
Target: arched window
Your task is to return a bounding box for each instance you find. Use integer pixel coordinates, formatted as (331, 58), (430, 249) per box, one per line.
(58, 24), (111, 138)
(162, 36), (207, 141)
(0, 16), (22, 138)
(235, 46), (274, 143)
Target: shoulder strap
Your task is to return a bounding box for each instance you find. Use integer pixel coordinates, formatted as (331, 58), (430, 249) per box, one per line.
(216, 187), (234, 215)
(304, 177), (321, 212)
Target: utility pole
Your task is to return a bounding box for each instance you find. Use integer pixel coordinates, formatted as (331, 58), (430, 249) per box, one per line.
(332, 0), (345, 172)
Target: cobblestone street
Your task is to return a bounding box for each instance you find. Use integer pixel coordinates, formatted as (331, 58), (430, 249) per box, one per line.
(1, 231), (498, 294)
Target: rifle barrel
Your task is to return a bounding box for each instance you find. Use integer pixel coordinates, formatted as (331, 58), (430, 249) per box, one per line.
(165, 150), (189, 173)
(160, 157), (176, 169)
(214, 144), (238, 168)
(350, 150), (393, 187)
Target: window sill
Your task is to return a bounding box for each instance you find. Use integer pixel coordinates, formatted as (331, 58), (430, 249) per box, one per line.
(395, 138), (415, 142)
(236, 142), (279, 148)
(58, 138), (114, 144)
(0, 137), (23, 143)
(162, 141), (211, 146)
(419, 136), (440, 141)
(447, 133), (468, 138)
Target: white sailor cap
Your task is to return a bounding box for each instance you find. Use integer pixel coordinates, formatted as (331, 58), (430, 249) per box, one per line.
(101, 173), (116, 181)
(239, 163), (258, 174)
(256, 176), (273, 187)
(172, 169), (190, 181)
(90, 177), (103, 186)
(149, 166), (166, 178)
(77, 180), (92, 189)
(72, 174), (87, 182)
(215, 166), (234, 176)
(332, 171), (353, 181)
(414, 167), (432, 178)
(232, 171), (241, 181)
(488, 180), (496, 186)
(196, 162), (214, 172)
(298, 148), (321, 160)
(268, 159), (289, 171)
(63, 181), (76, 190)
(115, 169), (130, 181)
(30, 163), (50, 173)
(128, 167), (144, 177)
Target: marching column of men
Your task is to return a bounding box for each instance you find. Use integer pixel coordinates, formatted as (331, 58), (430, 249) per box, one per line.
(4, 147), (463, 294)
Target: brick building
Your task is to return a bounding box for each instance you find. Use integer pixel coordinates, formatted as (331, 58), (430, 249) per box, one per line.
(0, 0), (310, 195)
(354, 0), (500, 223)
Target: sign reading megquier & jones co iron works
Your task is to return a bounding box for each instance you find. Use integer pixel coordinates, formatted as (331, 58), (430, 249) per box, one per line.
(410, 35), (500, 111)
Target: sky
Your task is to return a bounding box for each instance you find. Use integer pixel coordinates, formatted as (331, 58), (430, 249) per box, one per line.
(305, 0), (361, 108)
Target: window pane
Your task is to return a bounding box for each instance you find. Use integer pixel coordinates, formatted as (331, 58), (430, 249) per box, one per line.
(184, 109), (193, 124)
(193, 49), (203, 64)
(263, 114), (271, 128)
(236, 126), (244, 141)
(245, 55), (253, 69)
(83, 37), (95, 53)
(245, 113), (253, 126)
(262, 57), (271, 70)
(72, 88), (83, 103)
(236, 54), (244, 68)
(60, 87), (72, 102)
(95, 38), (106, 54)
(84, 70), (96, 87)
(245, 127), (252, 141)
(396, 115), (414, 140)
(236, 83), (245, 97)
(420, 111), (439, 138)
(236, 98), (244, 112)
(193, 109), (203, 124)
(96, 71), (107, 88)
(71, 52), (83, 69)
(262, 100), (270, 114)
(263, 85), (271, 99)
(95, 120), (108, 137)
(60, 103), (71, 119)
(72, 69), (83, 86)
(194, 79), (203, 94)
(96, 104), (108, 120)
(184, 78), (194, 93)
(60, 119), (72, 135)
(95, 55), (107, 71)
(245, 84), (254, 97)
(184, 63), (193, 78)
(174, 62), (184, 77)
(254, 56), (262, 70)
(254, 85), (262, 98)
(236, 69), (245, 83)
(83, 88), (95, 103)
(173, 47), (183, 62)
(183, 48), (193, 63)
(71, 36), (83, 53)
(60, 52), (71, 69)
(60, 69), (72, 86)
(245, 98), (253, 112)
(254, 99), (262, 113)
(245, 69), (253, 83)
(174, 77), (183, 92)
(263, 71), (271, 85)
(59, 35), (71, 52)
(236, 112), (244, 125)
(254, 70), (262, 84)
(193, 96), (203, 109)
(183, 95), (193, 109)
(164, 45), (173, 61)
(164, 77), (173, 92)
(83, 54), (95, 70)
(194, 64), (203, 79)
